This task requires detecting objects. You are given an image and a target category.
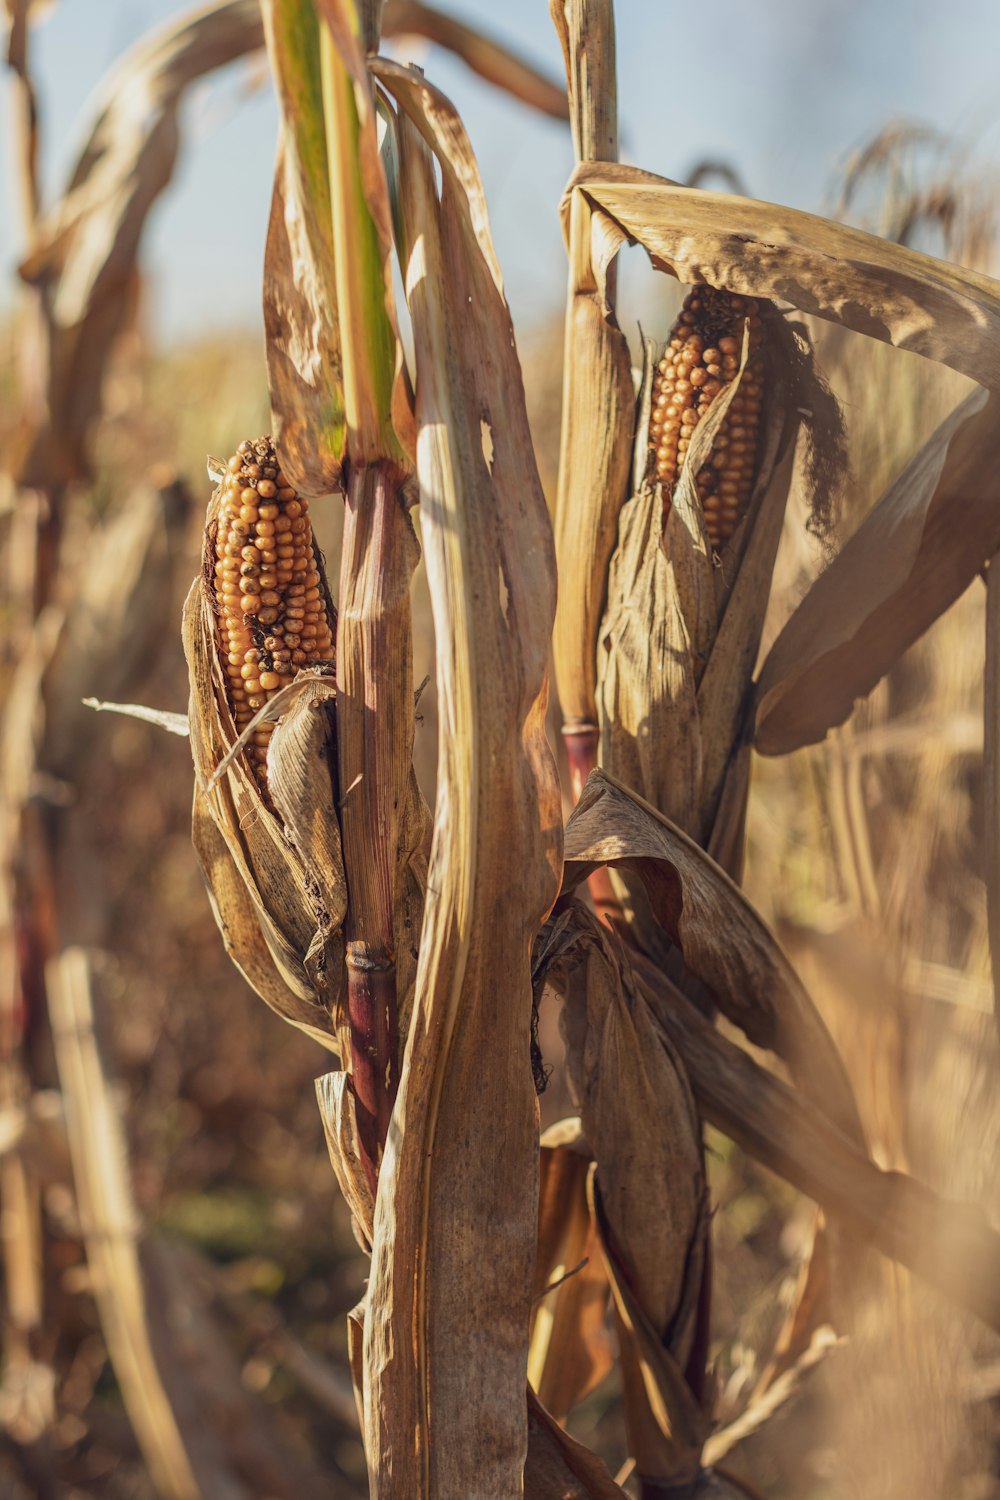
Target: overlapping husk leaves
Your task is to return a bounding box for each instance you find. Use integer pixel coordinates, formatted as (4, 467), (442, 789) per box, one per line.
(184, 476), (428, 1060)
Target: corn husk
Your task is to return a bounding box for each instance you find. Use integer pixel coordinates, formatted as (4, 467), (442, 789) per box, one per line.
(529, 1119), (613, 1421)
(184, 480), (348, 1053)
(540, 905), (709, 1487)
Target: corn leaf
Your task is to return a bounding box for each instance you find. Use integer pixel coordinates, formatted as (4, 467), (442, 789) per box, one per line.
(563, 162), (1000, 388)
(262, 0), (346, 492)
(561, 770), (865, 1145)
(17, 0), (262, 489)
(390, 0), (568, 119)
(360, 82), (562, 1496)
(525, 1389), (629, 1498)
(755, 386), (996, 753)
(630, 951), (1000, 1335)
(529, 1122), (613, 1420)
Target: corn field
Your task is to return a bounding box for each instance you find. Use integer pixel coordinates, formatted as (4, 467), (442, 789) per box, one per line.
(2, 3), (1000, 1498)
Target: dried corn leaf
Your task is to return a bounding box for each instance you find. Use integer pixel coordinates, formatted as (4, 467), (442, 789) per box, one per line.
(564, 162), (1000, 388)
(315, 1071), (375, 1246)
(360, 93), (562, 1497)
(549, 0), (635, 744)
(755, 386), (996, 753)
(551, 914), (708, 1482)
(17, 0), (263, 488)
(628, 950), (1000, 1333)
(389, 0), (568, 119)
(525, 1388), (629, 1499)
(562, 770), (864, 1144)
(529, 1121), (613, 1420)
(183, 498), (349, 1052)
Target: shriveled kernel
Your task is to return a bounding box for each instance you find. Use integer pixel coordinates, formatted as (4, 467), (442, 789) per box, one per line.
(647, 286), (766, 549)
(211, 435), (336, 793)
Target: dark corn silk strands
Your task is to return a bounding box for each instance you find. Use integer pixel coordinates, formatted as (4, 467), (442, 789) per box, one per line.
(212, 436), (335, 785)
(649, 287), (765, 550)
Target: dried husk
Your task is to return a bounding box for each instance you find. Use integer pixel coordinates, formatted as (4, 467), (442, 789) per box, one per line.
(183, 487), (348, 1055)
(755, 386), (999, 753)
(562, 771), (865, 1145)
(597, 313), (838, 870)
(360, 82), (562, 1498)
(545, 906), (709, 1486)
(529, 1120), (613, 1420)
(536, 896), (1000, 1334)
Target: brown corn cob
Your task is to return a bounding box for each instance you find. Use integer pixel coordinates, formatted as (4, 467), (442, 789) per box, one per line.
(648, 287), (765, 550)
(212, 436), (335, 784)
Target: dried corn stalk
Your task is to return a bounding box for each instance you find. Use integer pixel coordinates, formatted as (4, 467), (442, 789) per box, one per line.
(549, 0), (634, 795)
(358, 76), (562, 1497)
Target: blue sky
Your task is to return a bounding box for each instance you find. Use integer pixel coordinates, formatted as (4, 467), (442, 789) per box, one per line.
(3, 0), (1000, 345)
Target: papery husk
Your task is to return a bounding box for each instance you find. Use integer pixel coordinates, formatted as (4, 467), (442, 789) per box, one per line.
(315, 1070), (376, 1248)
(597, 313), (830, 863)
(562, 162), (1000, 389)
(361, 84), (562, 1498)
(529, 1119), (613, 1420)
(543, 906), (709, 1486)
(536, 901), (1000, 1334)
(562, 770), (865, 1145)
(183, 488), (347, 1055)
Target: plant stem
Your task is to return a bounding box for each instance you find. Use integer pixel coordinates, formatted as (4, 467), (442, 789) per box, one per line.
(562, 720), (622, 925)
(338, 458), (414, 1191)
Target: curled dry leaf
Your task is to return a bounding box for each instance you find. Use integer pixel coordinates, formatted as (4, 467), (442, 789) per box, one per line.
(755, 386), (998, 754)
(525, 1387), (629, 1499)
(563, 161), (1000, 388)
(544, 906), (709, 1484)
(529, 1119), (613, 1421)
(631, 951), (1000, 1334)
(17, 0), (264, 489)
(183, 486), (348, 1055)
(389, 0), (568, 121)
(561, 770), (865, 1145)
(360, 88), (562, 1498)
(315, 1071), (375, 1247)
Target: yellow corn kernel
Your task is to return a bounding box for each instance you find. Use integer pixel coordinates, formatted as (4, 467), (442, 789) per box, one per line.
(212, 436), (335, 786)
(648, 287), (765, 550)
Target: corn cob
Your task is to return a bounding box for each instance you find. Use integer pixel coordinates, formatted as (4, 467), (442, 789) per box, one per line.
(648, 287), (765, 550)
(212, 436), (334, 784)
